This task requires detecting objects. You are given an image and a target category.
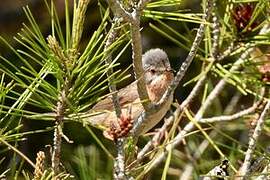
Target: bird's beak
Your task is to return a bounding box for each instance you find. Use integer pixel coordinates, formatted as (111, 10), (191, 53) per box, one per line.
(166, 67), (175, 73)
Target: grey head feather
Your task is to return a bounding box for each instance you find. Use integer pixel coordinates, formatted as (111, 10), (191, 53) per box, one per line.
(142, 48), (170, 70)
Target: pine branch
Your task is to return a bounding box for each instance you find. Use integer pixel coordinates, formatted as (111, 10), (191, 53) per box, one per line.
(103, 19), (128, 179)
(239, 100), (270, 178)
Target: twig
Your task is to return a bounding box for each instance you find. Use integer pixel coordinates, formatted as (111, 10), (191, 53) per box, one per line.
(107, 0), (132, 22)
(51, 79), (69, 176)
(239, 100), (270, 178)
(180, 76), (207, 109)
(131, 0), (213, 139)
(130, 17), (151, 111)
(135, 0), (213, 172)
(108, 0), (152, 112)
(104, 19), (122, 118)
(156, 0), (213, 108)
(130, 0), (153, 111)
(196, 44), (255, 119)
(102, 18), (130, 179)
(47, 36), (71, 176)
(211, 0), (219, 59)
(114, 139), (127, 180)
(180, 23), (270, 179)
(49, 0), (90, 176)
(199, 98), (263, 123)
(110, 0), (211, 138)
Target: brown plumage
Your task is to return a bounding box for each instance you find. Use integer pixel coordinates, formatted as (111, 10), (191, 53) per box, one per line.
(84, 48), (174, 138)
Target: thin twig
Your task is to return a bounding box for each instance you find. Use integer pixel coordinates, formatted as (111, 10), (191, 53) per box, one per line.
(52, 79), (68, 175)
(114, 139), (127, 180)
(47, 36), (71, 176)
(223, 91), (242, 115)
(156, 0), (213, 108)
(239, 100), (270, 178)
(135, 0), (213, 173)
(107, 0), (132, 22)
(49, 0), (90, 176)
(136, 109), (179, 162)
(103, 19), (128, 179)
(211, 0), (219, 59)
(108, 0), (153, 136)
(104, 19), (122, 118)
(130, 17), (151, 111)
(200, 98), (263, 123)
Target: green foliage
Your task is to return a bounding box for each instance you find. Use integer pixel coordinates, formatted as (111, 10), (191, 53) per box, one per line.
(0, 0), (270, 179)
(67, 145), (113, 180)
(0, 0), (129, 178)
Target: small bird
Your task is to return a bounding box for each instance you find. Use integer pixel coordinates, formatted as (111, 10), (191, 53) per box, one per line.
(85, 48), (174, 139)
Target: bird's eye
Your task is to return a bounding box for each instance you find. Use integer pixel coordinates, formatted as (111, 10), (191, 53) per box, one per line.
(150, 69), (156, 74)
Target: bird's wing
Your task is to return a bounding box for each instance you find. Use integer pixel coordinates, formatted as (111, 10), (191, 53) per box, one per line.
(83, 82), (140, 130)
(92, 82), (139, 111)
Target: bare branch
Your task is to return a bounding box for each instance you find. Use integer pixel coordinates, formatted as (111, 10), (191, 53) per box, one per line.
(130, 17), (152, 111)
(114, 139), (127, 180)
(239, 100), (270, 178)
(200, 98), (263, 123)
(48, 36), (71, 176)
(156, 0), (213, 108)
(136, 109), (179, 162)
(108, 0), (152, 112)
(131, 0), (213, 138)
(104, 19), (122, 118)
(181, 90), (242, 179)
(103, 20), (128, 179)
(52, 80), (69, 175)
